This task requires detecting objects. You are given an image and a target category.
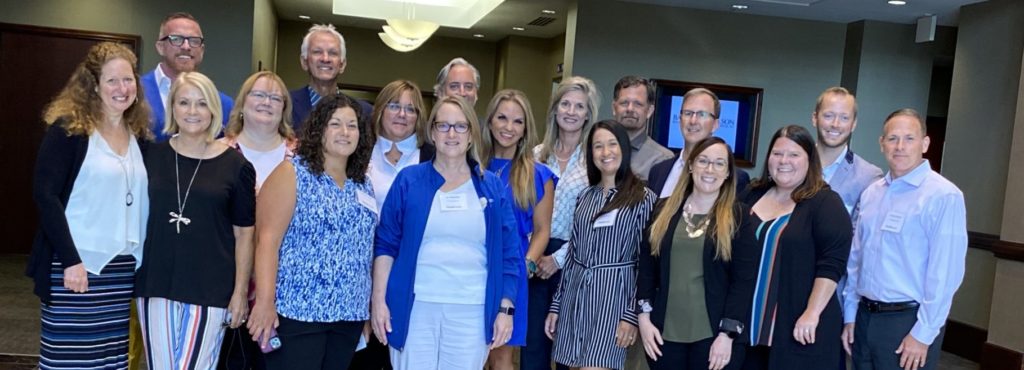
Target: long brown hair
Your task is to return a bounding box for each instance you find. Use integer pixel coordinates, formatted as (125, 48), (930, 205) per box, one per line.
(749, 125), (826, 202)
(43, 42), (151, 139)
(586, 120), (647, 220)
(649, 137), (737, 260)
(480, 89), (539, 209)
(537, 76), (601, 163)
(371, 80), (426, 146)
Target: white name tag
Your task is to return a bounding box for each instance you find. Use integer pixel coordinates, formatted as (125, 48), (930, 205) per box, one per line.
(356, 190), (377, 214)
(593, 209), (619, 229)
(881, 211), (905, 233)
(440, 193), (469, 211)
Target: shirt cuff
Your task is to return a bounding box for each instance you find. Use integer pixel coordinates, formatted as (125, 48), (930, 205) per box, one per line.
(553, 245), (568, 269)
(910, 321), (940, 345)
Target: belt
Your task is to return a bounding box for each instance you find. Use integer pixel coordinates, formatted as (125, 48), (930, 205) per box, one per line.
(860, 297), (919, 313)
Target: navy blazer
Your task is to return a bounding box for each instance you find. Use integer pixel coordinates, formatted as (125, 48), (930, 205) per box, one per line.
(141, 69), (234, 142)
(827, 149), (883, 211)
(289, 86), (372, 133)
(647, 155), (751, 197)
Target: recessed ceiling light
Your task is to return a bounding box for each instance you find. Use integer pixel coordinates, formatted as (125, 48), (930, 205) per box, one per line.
(732, 4), (748, 10)
(298, 15), (311, 20)
(887, 0), (907, 5)
(542, 9), (556, 14)
(512, 26), (525, 31)
(473, 34), (485, 38)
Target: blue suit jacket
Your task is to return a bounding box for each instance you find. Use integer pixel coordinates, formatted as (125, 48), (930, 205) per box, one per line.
(142, 69), (234, 142)
(647, 155), (751, 197)
(289, 85), (373, 133)
(828, 149), (883, 212)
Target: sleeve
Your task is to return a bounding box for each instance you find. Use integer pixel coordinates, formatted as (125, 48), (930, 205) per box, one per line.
(230, 159), (257, 227)
(844, 199), (866, 323)
(910, 192), (968, 345)
(620, 191), (656, 325)
(496, 181), (522, 302)
(549, 240), (569, 315)
(636, 223), (658, 301)
(722, 205), (759, 336)
(31, 124), (82, 268)
(811, 191), (852, 283)
(374, 170), (407, 258)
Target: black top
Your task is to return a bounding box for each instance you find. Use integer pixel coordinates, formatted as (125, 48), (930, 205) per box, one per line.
(647, 155), (751, 196)
(738, 185), (851, 368)
(637, 202), (760, 344)
(26, 122), (148, 302)
(135, 142), (256, 308)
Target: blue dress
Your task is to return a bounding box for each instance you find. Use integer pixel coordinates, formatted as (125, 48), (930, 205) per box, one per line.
(487, 158), (557, 346)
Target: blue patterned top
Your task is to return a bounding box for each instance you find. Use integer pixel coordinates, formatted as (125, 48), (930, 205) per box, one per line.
(275, 157), (377, 322)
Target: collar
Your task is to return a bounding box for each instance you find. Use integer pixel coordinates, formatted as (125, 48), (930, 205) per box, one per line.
(884, 159), (931, 187)
(376, 134), (419, 154)
(155, 64), (172, 85)
(630, 132), (650, 151)
(825, 146), (849, 168)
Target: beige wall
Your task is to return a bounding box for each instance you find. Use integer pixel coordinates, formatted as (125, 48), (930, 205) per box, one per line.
(275, 20), (498, 116)
(495, 35), (564, 138)
(252, 0), (278, 73)
(949, 248), (997, 329)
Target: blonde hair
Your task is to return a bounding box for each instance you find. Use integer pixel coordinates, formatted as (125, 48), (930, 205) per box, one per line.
(537, 76), (601, 163)
(225, 71), (294, 140)
(372, 80), (426, 147)
(163, 72), (223, 141)
(426, 96), (484, 176)
(42, 42), (152, 139)
(480, 89), (539, 209)
(649, 137), (737, 261)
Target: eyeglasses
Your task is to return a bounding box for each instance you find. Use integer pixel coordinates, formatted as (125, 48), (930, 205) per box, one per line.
(160, 35), (205, 48)
(434, 122), (470, 133)
(248, 91), (285, 104)
(386, 102), (417, 115)
(693, 157), (728, 172)
(682, 110), (717, 120)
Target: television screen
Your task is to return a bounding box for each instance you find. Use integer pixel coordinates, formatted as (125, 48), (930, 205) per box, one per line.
(651, 80), (763, 168)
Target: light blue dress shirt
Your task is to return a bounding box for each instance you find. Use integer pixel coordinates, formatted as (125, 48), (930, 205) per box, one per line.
(843, 160), (967, 345)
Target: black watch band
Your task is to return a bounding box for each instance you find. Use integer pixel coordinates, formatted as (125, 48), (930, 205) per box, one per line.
(499, 306), (515, 315)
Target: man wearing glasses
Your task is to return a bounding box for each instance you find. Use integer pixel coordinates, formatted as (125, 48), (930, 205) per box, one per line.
(290, 24), (372, 131)
(141, 12), (234, 142)
(647, 88), (749, 199)
(434, 57), (480, 107)
(612, 75), (673, 181)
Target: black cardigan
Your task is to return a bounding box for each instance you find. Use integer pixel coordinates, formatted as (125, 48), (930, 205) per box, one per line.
(636, 201), (760, 344)
(26, 123), (147, 302)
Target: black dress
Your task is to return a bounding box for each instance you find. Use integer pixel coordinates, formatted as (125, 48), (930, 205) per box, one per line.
(135, 142), (256, 308)
(739, 186), (851, 370)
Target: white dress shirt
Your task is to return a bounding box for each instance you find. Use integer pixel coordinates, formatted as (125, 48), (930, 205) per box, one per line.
(659, 155), (687, 199)
(368, 134), (421, 210)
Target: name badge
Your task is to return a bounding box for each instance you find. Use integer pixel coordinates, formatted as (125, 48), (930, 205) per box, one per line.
(881, 211), (905, 233)
(593, 209), (620, 229)
(440, 193), (469, 211)
(356, 190), (377, 214)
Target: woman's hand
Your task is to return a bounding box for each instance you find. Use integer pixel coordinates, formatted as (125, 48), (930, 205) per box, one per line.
(63, 263), (88, 293)
(544, 313), (558, 340)
(226, 290), (249, 329)
(246, 298), (278, 347)
(537, 255), (560, 279)
(708, 333), (734, 370)
(793, 310), (820, 345)
(490, 305), (514, 350)
(615, 320), (638, 348)
(638, 313), (663, 360)
(371, 297), (392, 345)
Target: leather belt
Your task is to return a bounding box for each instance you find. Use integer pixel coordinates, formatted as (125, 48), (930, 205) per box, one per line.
(860, 297), (919, 313)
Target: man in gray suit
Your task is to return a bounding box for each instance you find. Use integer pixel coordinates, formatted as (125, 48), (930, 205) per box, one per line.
(813, 86), (883, 215)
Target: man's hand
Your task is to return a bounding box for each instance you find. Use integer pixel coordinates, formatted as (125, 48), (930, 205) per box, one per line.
(895, 334), (929, 370)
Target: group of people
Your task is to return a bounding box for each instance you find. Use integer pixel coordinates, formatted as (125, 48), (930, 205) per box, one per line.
(28, 11), (968, 370)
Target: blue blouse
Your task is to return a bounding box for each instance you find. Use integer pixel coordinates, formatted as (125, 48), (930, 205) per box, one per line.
(275, 157), (377, 322)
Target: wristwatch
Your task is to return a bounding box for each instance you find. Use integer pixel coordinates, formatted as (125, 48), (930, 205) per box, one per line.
(718, 318), (745, 339)
(499, 306), (515, 315)
(637, 299), (654, 314)
(526, 258), (538, 275)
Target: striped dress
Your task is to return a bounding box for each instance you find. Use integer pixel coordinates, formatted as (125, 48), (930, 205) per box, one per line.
(550, 186), (655, 369)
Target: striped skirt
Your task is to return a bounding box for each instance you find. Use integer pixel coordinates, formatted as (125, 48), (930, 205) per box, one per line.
(40, 255), (136, 370)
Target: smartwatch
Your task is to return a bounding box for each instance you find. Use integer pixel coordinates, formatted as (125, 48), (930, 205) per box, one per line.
(499, 306), (515, 315)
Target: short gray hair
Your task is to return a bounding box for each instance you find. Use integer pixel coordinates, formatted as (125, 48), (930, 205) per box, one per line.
(300, 24), (346, 60)
(433, 57), (480, 98)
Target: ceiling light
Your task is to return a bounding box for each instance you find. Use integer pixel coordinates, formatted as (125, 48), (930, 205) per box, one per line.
(732, 4), (748, 9)
(379, 32), (426, 52)
(298, 15), (311, 20)
(541, 9), (556, 14)
(473, 33), (485, 38)
(887, 0), (906, 5)
(386, 19), (439, 40)
(512, 26), (525, 31)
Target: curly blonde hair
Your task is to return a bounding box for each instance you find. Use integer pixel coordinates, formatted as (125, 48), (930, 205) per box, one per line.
(42, 42), (151, 139)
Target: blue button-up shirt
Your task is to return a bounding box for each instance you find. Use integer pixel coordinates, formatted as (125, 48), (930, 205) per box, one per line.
(843, 160), (967, 345)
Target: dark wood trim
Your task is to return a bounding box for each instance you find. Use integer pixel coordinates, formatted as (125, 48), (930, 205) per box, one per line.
(941, 320), (986, 362)
(967, 231), (1024, 262)
(0, 22), (141, 58)
(981, 342), (1024, 370)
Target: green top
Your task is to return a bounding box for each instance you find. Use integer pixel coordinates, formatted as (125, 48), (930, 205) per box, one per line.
(662, 214), (713, 343)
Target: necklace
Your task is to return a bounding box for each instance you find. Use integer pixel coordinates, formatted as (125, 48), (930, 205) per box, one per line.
(495, 159), (512, 177)
(682, 202), (710, 238)
(169, 140), (207, 234)
(118, 151), (135, 206)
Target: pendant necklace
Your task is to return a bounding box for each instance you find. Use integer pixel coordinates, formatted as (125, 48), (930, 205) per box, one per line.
(169, 140), (206, 234)
(495, 159), (512, 177)
(682, 202), (710, 238)
(118, 153), (134, 206)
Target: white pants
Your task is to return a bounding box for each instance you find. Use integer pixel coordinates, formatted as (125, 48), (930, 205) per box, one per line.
(390, 300), (489, 370)
(136, 297), (227, 370)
